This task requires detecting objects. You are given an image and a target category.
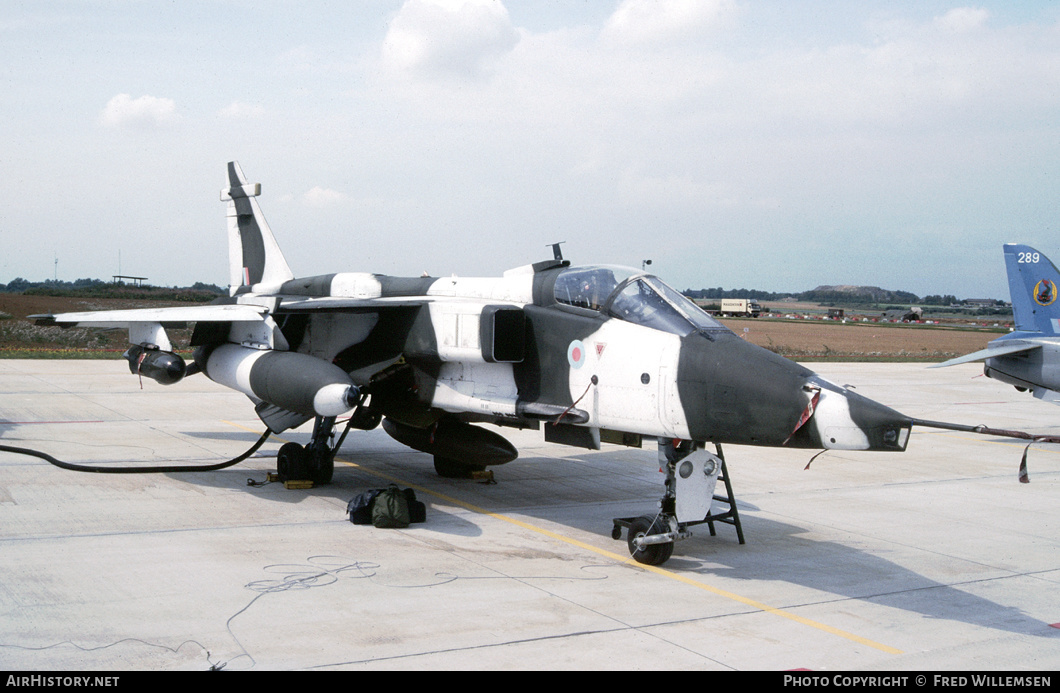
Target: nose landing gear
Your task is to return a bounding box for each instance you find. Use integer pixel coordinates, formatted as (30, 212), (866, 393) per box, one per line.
(612, 440), (744, 566)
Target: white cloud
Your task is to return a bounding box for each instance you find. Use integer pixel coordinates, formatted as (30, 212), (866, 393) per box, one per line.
(934, 7), (990, 33)
(301, 186), (349, 207)
(381, 0), (519, 78)
(218, 101), (265, 119)
(601, 0), (737, 46)
(99, 93), (179, 129)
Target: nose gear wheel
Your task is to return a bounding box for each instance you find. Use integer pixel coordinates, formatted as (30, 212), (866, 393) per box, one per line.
(626, 515), (675, 566)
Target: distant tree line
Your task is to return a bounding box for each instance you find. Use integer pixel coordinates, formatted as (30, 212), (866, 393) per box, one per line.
(683, 287), (794, 301)
(921, 294), (959, 306)
(684, 287), (996, 306)
(0, 276), (1001, 310)
(0, 277), (225, 300)
(0, 277), (107, 293)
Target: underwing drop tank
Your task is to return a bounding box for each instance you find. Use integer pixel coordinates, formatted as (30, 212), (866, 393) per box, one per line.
(201, 344), (359, 417)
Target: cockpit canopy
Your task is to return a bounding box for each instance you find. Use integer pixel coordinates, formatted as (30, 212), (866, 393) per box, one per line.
(553, 265), (730, 337)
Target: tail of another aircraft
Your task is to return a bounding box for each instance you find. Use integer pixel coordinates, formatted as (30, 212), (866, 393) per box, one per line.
(222, 162), (294, 295)
(1004, 244), (1060, 335)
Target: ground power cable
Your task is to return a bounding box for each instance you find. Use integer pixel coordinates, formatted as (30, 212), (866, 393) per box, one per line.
(0, 429), (271, 474)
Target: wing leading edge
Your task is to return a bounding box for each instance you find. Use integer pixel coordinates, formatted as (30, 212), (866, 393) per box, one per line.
(32, 304), (270, 353)
(32, 304), (269, 328)
(930, 340), (1041, 368)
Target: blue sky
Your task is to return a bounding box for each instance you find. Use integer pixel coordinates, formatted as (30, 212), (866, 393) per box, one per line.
(2, 1), (1059, 300)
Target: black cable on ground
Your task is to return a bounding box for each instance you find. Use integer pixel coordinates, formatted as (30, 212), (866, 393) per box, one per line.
(0, 430), (271, 474)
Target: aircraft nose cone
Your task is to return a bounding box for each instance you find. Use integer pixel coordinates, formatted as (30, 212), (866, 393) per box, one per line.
(677, 333), (910, 451)
(799, 376), (912, 451)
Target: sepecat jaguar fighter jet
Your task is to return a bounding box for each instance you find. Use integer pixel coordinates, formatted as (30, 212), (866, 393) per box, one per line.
(35, 162), (995, 565)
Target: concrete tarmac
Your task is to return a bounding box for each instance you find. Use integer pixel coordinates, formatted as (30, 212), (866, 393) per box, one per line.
(1, 359), (1058, 672)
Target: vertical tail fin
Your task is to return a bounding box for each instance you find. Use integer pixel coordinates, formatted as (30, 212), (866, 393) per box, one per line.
(221, 162), (294, 295)
(1003, 243), (1060, 335)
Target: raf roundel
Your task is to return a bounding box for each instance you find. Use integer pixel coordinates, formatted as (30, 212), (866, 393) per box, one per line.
(567, 339), (587, 370)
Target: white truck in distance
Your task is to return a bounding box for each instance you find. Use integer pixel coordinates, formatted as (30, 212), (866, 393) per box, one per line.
(720, 299), (762, 318)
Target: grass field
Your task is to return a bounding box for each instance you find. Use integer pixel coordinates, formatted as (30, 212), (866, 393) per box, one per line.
(719, 316), (1000, 361)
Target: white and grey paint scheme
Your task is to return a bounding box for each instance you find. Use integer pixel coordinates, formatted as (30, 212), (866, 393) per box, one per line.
(40, 162), (914, 473)
(36, 163), (942, 563)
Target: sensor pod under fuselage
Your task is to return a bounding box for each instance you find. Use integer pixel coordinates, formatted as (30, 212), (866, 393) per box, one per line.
(381, 417), (518, 467)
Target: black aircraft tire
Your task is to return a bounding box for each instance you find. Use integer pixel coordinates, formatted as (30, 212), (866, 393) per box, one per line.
(277, 442), (308, 482)
(309, 449), (334, 486)
(627, 515), (675, 566)
(433, 455), (487, 479)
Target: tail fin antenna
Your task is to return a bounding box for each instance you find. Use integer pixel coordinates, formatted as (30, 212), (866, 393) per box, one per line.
(221, 162), (294, 295)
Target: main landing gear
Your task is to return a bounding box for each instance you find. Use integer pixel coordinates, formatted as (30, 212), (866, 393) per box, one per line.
(612, 440), (744, 566)
(276, 416), (340, 485)
(275, 402), (381, 486)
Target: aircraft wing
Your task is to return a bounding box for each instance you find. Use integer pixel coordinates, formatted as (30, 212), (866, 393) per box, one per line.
(32, 304), (268, 328)
(930, 341), (1041, 368)
(32, 295), (439, 325)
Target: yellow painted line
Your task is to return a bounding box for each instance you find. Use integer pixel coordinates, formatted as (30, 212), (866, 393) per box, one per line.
(425, 487), (903, 654)
(224, 420), (902, 655)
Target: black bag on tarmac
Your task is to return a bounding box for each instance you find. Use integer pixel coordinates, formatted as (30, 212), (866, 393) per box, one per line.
(347, 485), (426, 527)
(346, 489), (382, 525)
(372, 484), (411, 528)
